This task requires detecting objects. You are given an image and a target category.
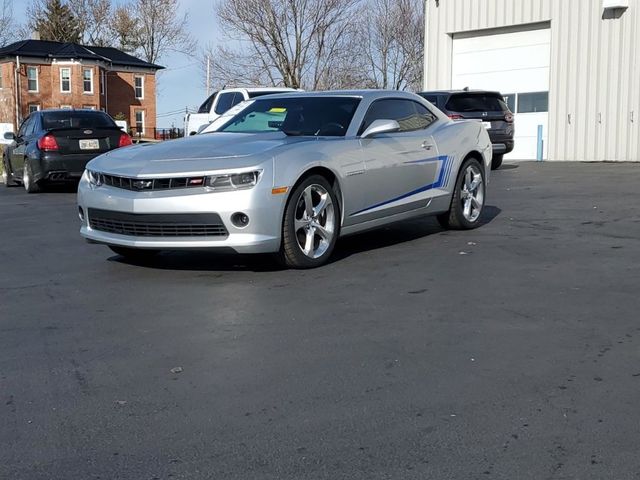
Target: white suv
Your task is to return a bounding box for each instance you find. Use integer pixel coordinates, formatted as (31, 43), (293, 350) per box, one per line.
(184, 87), (297, 136)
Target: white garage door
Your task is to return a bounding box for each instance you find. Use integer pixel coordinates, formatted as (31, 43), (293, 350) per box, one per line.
(451, 27), (551, 160)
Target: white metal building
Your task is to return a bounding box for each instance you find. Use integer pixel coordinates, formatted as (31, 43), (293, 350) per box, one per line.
(424, 0), (640, 161)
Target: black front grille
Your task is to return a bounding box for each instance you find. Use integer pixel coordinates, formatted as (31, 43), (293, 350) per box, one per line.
(101, 174), (206, 191)
(88, 209), (228, 237)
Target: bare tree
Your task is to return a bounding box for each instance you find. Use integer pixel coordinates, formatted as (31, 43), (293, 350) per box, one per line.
(360, 0), (424, 90)
(69, 0), (113, 46)
(214, 0), (362, 89)
(109, 5), (142, 53)
(129, 0), (196, 64)
(0, 0), (16, 47)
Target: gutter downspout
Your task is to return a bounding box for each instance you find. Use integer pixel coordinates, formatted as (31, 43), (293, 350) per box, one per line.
(14, 56), (21, 129)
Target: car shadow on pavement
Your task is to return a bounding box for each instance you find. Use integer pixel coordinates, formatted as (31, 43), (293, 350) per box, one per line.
(330, 205), (501, 263)
(108, 206), (501, 272)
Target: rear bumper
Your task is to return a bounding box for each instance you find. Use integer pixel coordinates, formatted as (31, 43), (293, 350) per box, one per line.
(36, 152), (102, 181)
(491, 139), (514, 155)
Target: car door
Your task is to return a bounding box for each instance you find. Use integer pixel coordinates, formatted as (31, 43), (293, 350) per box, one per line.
(355, 98), (442, 221)
(10, 114), (35, 177)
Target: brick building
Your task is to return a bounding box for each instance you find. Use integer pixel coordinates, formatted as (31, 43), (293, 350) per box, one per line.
(0, 40), (163, 139)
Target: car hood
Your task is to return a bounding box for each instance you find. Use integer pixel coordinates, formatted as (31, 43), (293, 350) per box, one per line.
(87, 132), (313, 177)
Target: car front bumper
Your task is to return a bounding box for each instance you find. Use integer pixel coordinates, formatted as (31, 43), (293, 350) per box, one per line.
(77, 175), (286, 254)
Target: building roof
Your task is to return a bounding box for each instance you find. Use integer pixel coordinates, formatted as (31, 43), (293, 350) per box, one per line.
(0, 39), (163, 70)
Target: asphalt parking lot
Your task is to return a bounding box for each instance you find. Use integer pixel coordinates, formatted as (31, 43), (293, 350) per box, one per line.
(1, 161), (640, 479)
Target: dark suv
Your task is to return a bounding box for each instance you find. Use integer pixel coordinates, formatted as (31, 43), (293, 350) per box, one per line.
(418, 90), (514, 170)
(2, 109), (132, 193)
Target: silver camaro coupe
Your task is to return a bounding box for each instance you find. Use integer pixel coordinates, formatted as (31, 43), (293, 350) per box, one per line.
(77, 90), (492, 268)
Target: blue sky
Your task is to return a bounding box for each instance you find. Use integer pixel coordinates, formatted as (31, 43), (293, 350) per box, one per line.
(14, 0), (222, 130)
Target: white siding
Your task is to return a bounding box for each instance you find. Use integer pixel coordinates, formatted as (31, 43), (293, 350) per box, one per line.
(424, 0), (640, 161)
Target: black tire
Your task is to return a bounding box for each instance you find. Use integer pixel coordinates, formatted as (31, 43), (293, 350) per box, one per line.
(437, 157), (486, 230)
(23, 160), (42, 193)
(491, 154), (503, 170)
(2, 154), (16, 187)
(279, 174), (340, 269)
(108, 246), (159, 261)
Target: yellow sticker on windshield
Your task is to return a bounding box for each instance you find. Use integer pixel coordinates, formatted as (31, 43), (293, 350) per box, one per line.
(268, 107), (287, 113)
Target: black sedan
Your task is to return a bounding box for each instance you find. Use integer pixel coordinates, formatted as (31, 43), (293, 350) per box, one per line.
(2, 109), (132, 193)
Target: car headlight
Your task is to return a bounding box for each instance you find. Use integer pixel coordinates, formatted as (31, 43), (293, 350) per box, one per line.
(206, 170), (261, 191)
(86, 169), (103, 187)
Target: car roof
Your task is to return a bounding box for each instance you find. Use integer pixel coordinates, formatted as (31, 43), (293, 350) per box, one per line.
(248, 89), (424, 101)
(36, 108), (107, 114)
(222, 87), (298, 93)
(419, 89), (503, 96)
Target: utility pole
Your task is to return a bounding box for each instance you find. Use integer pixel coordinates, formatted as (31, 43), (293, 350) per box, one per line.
(206, 55), (211, 97)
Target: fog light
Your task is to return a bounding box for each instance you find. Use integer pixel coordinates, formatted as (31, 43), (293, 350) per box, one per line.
(231, 212), (250, 228)
(78, 207), (85, 221)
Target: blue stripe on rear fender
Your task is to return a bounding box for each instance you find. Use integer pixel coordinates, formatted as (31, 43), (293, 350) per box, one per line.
(352, 155), (455, 216)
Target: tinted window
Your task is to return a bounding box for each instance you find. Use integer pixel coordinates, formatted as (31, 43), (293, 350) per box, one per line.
(230, 92), (245, 108)
(25, 115), (39, 135)
(445, 93), (509, 113)
(214, 92), (236, 115)
(517, 91), (548, 113)
(219, 97), (361, 137)
(198, 91), (218, 113)
(359, 99), (436, 134)
(418, 93), (440, 105)
(502, 93), (516, 113)
(17, 116), (32, 137)
(41, 111), (117, 130)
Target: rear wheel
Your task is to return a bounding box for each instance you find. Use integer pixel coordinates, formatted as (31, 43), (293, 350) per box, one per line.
(108, 246), (159, 261)
(437, 157), (485, 230)
(491, 154), (503, 170)
(23, 160), (42, 193)
(279, 175), (340, 269)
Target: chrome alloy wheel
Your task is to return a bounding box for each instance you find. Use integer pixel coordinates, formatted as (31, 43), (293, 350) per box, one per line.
(294, 184), (336, 259)
(460, 164), (484, 222)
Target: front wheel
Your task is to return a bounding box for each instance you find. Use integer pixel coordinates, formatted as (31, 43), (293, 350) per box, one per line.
(437, 157), (485, 230)
(23, 160), (42, 193)
(2, 155), (15, 187)
(108, 246), (159, 261)
(279, 175), (340, 269)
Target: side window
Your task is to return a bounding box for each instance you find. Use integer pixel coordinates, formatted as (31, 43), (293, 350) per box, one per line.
(359, 99), (436, 135)
(198, 91), (218, 113)
(18, 116), (32, 137)
(26, 115), (39, 135)
(230, 92), (245, 108)
(214, 92), (235, 115)
(413, 102), (438, 129)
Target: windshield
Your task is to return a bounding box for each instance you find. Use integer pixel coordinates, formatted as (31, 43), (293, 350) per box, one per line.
(445, 94), (509, 113)
(218, 97), (361, 137)
(42, 111), (117, 130)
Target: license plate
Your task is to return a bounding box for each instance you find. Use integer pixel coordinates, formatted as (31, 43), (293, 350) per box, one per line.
(483, 122), (492, 130)
(79, 139), (100, 150)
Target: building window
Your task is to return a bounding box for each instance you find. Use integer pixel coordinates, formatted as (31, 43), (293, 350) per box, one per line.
(100, 70), (105, 95)
(60, 68), (71, 93)
(83, 105), (96, 110)
(27, 67), (38, 92)
(517, 92), (549, 113)
(134, 75), (144, 99)
(83, 68), (93, 93)
(28, 104), (40, 113)
(60, 105), (72, 109)
(135, 110), (144, 134)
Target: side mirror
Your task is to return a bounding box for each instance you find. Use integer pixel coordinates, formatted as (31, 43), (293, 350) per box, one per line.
(3, 132), (16, 141)
(360, 119), (400, 139)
